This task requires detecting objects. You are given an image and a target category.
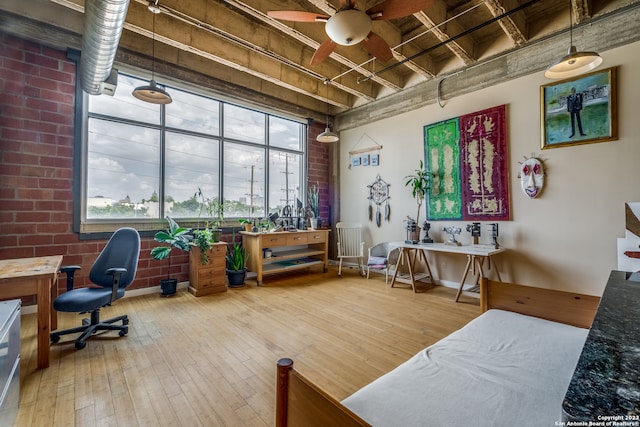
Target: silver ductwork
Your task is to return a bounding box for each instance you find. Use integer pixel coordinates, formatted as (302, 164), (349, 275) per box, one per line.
(80, 0), (130, 95)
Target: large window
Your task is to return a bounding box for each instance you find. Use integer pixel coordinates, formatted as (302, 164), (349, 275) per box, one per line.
(83, 73), (307, 227)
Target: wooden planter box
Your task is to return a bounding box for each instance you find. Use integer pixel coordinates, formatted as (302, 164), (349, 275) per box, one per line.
(188, 242), (227, 296)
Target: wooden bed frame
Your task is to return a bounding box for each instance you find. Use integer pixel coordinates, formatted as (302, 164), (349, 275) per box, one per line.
(275, 278), (601, 427)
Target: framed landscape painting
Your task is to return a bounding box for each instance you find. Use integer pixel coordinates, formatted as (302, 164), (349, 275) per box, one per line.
(540, 66), (617, 149)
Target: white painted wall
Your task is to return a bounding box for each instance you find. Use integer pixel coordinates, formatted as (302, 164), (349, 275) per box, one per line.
(338, 41), (640, 297)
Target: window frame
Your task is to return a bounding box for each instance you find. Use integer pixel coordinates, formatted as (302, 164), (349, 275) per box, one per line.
(73, 69), (308, 236)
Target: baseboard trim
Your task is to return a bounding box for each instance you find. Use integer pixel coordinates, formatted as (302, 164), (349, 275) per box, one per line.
(20, 281), (190, 316)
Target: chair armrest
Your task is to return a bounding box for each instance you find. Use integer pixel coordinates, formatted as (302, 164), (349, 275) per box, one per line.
(59, 265), (81, 291)
(106, 267), (127, 302)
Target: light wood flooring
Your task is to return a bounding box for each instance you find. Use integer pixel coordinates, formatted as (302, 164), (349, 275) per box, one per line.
(15, 267), (480, 426)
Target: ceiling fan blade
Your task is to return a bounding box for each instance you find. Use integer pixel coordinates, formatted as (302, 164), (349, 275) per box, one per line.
(311, 39), (337, 65)
(339, 0), (354, 9)
(367, 0), (433, 20)
(360, 32), (393, 61)
(267, 10), (330, 22)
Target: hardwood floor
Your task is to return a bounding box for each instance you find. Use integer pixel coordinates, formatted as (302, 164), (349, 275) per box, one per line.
(16, 267), (480, 426)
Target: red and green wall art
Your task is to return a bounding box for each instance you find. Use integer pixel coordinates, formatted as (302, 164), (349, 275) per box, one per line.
(424, 104), (510, 221)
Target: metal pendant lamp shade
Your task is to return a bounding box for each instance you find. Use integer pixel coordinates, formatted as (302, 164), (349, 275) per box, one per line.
(544, 2), (602, 79)
(132, 79), (172, 104)
(316, 80), (339, 143)
(544, 46), (603, 79)
(132, 1), (172, 104)
(316, 126), (340, 143)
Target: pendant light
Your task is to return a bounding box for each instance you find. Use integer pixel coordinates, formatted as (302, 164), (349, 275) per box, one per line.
(132, 0), (172, 104)
(544, 1), (602, 79)
(316, 80), (339, 143)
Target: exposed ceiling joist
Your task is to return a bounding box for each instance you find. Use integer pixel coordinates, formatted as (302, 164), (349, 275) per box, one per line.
(3, 0), (638, 122)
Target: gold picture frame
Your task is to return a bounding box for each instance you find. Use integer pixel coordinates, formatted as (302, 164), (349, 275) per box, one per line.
(540, 66), (618, 149)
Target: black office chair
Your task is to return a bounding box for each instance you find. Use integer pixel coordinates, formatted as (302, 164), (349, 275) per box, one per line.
(51, 227), (140, 350)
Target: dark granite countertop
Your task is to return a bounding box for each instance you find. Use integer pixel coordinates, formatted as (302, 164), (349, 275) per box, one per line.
(562, 270), (640, 421)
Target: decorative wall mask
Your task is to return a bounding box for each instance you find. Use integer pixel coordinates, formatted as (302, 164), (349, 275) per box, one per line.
(518, 155), (545, 198)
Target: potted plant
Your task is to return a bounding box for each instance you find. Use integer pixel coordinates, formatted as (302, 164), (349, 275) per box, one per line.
(239, 218), (253, 232)
(196, 188), (224, 235)
(150, 216), (192, 296)
(192, 227), (215, 264)
(404, 160), (431, 243)
(191, 188), (225, 265)
(308, 182), (320, 229)
(226, 238), (248, 288)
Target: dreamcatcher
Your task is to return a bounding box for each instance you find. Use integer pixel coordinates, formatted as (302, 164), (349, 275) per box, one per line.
(367, 174), (390, 227)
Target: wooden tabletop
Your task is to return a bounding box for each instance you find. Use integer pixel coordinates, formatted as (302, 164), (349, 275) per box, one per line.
(0, 256), (63, 280)
(390, 242), (505, 257)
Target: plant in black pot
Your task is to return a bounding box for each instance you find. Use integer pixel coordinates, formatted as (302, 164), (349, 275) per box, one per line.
(150, 216), (192, 296)
(226, 239), (248, 288)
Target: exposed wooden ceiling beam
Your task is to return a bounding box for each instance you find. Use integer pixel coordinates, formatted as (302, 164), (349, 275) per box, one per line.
(483, 0), (527, 46)
(412, 0), (476, 67)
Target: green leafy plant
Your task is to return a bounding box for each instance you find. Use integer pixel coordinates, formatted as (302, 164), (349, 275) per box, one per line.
(238, 218), (253, 232)
(226, 241), (248, 271)
(308, 182), (320, 218)
(150, 217), (193, 278)
(192, 228), (214, 265)
(195, 187), (224, 229)
(404, 160), (431, 222)
(191, 188), (226, 264)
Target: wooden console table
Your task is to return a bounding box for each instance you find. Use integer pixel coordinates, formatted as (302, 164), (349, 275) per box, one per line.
(241, 230), (329, 286)
(389, 242), (504, 300)
(0, 255), (62, 369)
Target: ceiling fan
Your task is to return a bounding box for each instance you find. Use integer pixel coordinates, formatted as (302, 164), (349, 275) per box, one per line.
(268, 0), (433, 65)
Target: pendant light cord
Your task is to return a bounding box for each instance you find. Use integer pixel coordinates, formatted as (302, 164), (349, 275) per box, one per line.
(151, 12), (156, 81)
(569, 0), (573, 47)
(324, 79), (330, 126)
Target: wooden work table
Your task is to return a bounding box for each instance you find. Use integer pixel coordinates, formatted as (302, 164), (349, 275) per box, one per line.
(241, 230), (329, 285)
(389, 242), (505, 300)
(0, 255), (62, 369)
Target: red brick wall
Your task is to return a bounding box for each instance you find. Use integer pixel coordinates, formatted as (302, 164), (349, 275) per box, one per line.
(308, 120), (332, 226)
(0, 33), (331, 296)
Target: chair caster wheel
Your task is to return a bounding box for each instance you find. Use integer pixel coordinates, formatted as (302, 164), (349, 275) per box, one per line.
(75, 341), (86, 350)
(51, 335), (60, 344)
(123, 318), (129, 326)
(119, 328), (128, 337)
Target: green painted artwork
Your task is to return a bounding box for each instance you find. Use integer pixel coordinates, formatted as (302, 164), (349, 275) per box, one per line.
(424, 118), (462, 220)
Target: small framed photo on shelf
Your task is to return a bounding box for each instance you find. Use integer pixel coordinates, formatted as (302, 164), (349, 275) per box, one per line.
(351, 156), (361, 167)
(370, 154), (379, 166)
(361, 154), (369, 166)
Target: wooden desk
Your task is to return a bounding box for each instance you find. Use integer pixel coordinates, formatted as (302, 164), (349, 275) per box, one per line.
(389, 242), (504, 300)
(241, 230), (329, 286)
(0, 256), (62, 368)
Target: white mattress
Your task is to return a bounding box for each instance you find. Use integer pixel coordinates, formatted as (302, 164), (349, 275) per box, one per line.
(342, 309), (588, 427)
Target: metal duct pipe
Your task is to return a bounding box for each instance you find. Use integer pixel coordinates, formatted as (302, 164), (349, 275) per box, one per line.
(80, 0), (130, 95)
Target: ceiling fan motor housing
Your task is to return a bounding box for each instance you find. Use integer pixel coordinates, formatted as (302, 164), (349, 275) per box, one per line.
(325, 9), (372, 46)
